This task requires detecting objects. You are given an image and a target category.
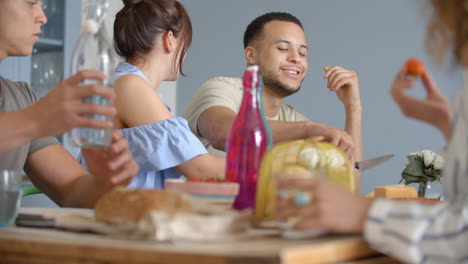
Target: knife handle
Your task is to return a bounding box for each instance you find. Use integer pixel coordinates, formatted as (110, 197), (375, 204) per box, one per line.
(354, 162), (360, 170)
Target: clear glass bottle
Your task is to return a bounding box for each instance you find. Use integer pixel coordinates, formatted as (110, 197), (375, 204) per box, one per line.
(67, 0), (116, 148)
(226, 65), (270, 210)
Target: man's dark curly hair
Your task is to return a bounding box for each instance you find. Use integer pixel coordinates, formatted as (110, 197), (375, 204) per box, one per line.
(243, 12), (303, 48)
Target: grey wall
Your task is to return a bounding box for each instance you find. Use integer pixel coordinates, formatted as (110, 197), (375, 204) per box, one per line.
(177, 0), (463, 194)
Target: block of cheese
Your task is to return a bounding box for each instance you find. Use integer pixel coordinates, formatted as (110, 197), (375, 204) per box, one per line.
(374, 185), (417, 199)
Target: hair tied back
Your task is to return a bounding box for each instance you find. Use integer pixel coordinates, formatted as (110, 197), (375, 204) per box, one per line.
(123, 0), (143, 6)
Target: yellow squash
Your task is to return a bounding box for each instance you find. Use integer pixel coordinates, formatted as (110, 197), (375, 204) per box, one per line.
(255, 139), (355, 225)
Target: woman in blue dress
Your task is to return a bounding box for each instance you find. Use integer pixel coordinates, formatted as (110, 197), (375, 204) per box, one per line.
(112, 0), (225, 189)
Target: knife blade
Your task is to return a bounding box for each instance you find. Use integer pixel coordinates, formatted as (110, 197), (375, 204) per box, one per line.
(355, 154), (394, 171)
(15, 213), (56, 228)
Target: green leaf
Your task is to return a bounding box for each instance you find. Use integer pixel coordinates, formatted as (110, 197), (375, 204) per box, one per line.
(401, 173), (422, 185)
(401, 153), (444, 185)
(402, 156), (425, 176)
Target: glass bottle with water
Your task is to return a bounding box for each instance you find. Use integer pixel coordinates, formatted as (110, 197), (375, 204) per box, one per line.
(67, 0), (116, 148)
(226, 65), (271, 210)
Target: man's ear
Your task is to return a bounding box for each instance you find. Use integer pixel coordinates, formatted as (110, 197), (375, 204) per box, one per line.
(244, 46), (257, 65)
(163, 31), (175, 53)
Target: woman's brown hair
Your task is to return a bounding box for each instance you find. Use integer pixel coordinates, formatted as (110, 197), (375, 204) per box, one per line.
(427, 0), (468, 65)
(114, 0), (192, 75)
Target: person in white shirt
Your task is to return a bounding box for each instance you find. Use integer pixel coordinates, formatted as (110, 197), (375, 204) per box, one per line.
(183, 12), (362, 165)
(277, 1), (468, 263)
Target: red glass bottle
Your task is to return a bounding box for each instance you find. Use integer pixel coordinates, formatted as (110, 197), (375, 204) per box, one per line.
(226, 65), (269, 210)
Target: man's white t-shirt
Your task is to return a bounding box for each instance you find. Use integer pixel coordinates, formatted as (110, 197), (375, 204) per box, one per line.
(183, 77), (308, 156)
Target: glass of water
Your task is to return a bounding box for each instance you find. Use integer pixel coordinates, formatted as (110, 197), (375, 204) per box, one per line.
(0, 170), (22, 227)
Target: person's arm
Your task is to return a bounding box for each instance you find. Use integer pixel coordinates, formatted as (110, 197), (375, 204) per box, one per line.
(197, 106), (355, 159)
(0, 70), (115, 155)
(114, 75), (172, 128)
(24, 131), (138, 208)
(344, 105), (362, 191)
(364, 198), (466, 263)
(391, 64), (451, 140)
(323, 66), (363, 190)
(176, 154), (226, 180)
(277, 177), (467, 263)
(114, 75), (225, 181)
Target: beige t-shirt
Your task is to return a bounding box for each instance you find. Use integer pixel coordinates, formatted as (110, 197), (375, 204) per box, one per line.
(183, 77), (308, 156)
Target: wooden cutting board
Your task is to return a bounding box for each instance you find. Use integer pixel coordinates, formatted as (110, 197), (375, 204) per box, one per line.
(0, 227), (383, 264)
(0, 207), (387, 264)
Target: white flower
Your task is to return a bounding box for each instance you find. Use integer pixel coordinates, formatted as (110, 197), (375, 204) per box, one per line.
(433, 155), (445, 170)
(420, 150), (437, 167)
(408, 149), (445, 169)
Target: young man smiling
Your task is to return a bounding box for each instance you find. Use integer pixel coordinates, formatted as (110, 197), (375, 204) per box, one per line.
(183, 12), (363, 174)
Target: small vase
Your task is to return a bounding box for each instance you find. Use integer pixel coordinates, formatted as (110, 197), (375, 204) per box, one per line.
(418, 181), (442, 200)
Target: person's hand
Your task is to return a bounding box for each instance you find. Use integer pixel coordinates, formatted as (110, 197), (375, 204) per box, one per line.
(390, 64), (451, 140)
(276, 177), (372, 234)
(82, 130), (139, 186)
(324, 66), (361, 109)
(29, 70), (116, 137)
(306, 122), (355, 161)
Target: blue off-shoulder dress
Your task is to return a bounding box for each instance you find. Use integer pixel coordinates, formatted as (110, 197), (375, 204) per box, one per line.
(113, 61), (208, 189)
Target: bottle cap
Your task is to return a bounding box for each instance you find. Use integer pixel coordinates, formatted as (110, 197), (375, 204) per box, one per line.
(82, 19), (99, 34)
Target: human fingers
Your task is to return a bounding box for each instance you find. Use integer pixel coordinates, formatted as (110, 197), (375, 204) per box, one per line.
(66, 70), (106, 86)
(111, 130), (124, 140)
(338, 139), (354, 161)
(276, 196), (300, 220)
(107, 131), (127, 153)
(110, 160), (139, 184)
(390, 65), (415, 100)
(326, 68), (352, 87)
(278, 177), (321, 191)
(293, 204), (320, 221)
(108, 150), (133, 171)
(74, 116), (114, 129)
(293, 217), (323, 231)
(328, 134), (340, 147)
(75, 103), (116, 117)
(329, 75), (354, 92)
(74, 84), (116, 101)
(421, 71), (443, 97)
(323, 66), (342, 79)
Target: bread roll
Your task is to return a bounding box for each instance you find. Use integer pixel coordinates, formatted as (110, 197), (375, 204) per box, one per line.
(95, 187), (193, 224)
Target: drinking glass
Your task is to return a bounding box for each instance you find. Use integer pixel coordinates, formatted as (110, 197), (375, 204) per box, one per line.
(0, 170), (23, 227)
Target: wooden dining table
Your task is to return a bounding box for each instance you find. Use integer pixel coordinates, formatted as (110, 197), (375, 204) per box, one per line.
(0, 207), (398, 264)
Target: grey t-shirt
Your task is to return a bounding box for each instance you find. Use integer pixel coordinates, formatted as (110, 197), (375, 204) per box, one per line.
(0, 76), (58, 170)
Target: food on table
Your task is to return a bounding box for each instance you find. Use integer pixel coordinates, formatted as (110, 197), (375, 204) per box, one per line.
(164, 179), (239, 209)
(374, 185), (417, 199)
(255, 139), (354, 225)
(405, 58), (425, 77)
(95, 187), (192, 224)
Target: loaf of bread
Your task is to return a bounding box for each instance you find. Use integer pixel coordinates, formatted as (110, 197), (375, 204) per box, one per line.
(374, 185), (417, 199)
(95, 187), (193, 224)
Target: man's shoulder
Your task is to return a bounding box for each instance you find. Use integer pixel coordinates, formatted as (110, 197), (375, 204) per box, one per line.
(0, 76), (29, 89)
(0, 76), (34, 104)
(201, 77), (242, 90)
